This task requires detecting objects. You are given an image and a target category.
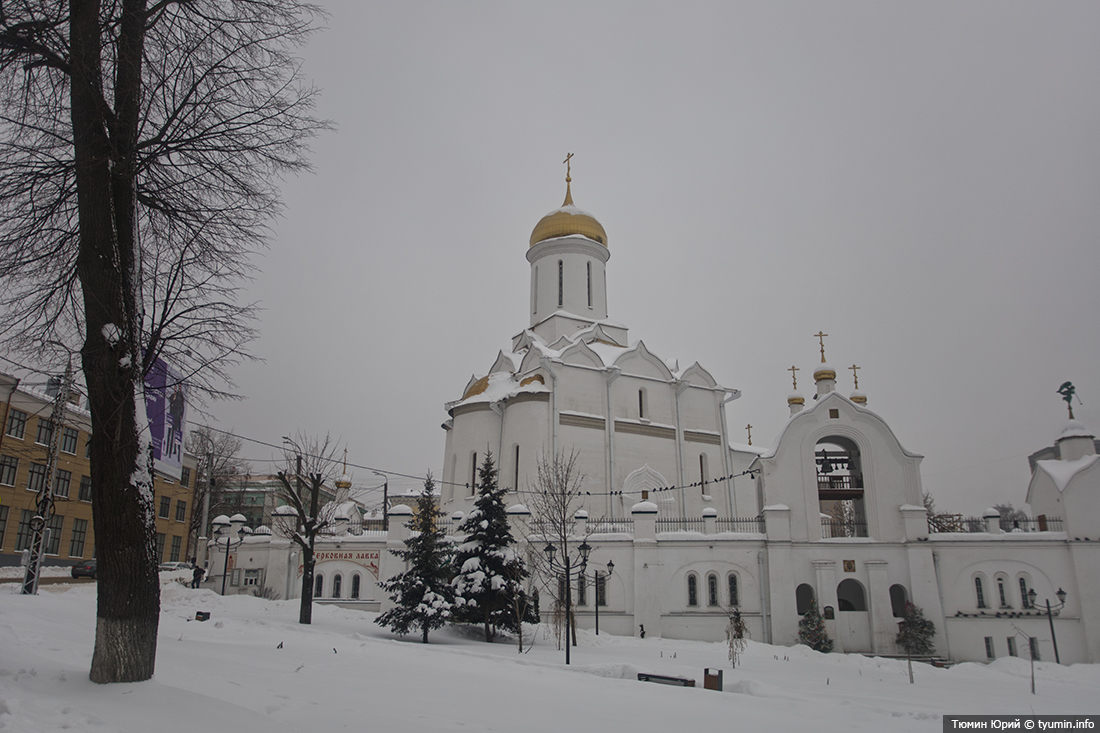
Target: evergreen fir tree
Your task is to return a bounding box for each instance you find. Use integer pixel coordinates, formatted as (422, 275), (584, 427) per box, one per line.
(896, 601), (936, 655)
(375, 474), (454, 643)
(798, 599), (834, 653)
(451, 452), (538, 641)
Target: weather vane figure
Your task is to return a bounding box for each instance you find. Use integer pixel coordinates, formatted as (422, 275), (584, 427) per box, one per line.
(1057, 381), (1082, 419)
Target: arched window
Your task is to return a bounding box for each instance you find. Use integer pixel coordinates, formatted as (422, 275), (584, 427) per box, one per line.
(314, 573), (324, 598)
(974, 576), (987, 609)
(577, 574), (587, 606)
(557, 260), (563, 308)
(586, 261), (592, 307)
(996, 575), (1011, 608)
(332, 573), (342, 599)
(351, 573), (361, 600)
(597, 574), (607, 607)
(707, 573), (719, 607)
(687, 574), (698, 607)
(1018, 576), (1031, 608)
(889, 584), (908, 618)
(796, 583), (815, 616)
(728, 574), (739, 607)
(837, 579), (866, 611)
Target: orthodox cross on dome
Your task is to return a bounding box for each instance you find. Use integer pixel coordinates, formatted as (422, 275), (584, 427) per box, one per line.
(562, 152), (575, 205)
(788, 365), (800, 390)
(849, 364), (861, 390)
(341, 447), (348, 474)
(1057, 381), (1081, 419)
(746, 424), (753, 446)
(814, 331), (829, 363)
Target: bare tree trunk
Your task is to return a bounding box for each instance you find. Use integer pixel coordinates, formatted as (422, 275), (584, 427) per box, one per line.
(71, 0), (160, 685)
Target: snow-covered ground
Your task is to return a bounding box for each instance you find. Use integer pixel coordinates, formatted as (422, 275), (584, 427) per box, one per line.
(1, 575), (1095, 732)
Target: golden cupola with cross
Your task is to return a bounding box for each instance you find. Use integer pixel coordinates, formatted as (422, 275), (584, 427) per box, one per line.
(529, 153), (608, 248)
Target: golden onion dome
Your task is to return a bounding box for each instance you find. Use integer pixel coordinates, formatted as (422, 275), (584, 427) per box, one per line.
(530, 181), (607, 248)
(814, 363), (836, 382)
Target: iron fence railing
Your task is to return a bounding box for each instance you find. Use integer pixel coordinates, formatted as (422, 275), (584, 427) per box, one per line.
(656, 517), (705, 532)
(927, 515), (1063, 534)
(821, 518), (869, 538)
(715, 517), (765, 533)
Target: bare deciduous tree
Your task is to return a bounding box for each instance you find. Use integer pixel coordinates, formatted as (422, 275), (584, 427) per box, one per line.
(0, 1), (327, 683)
(185, 426), (250, 547)
(271, 432), (343, 625)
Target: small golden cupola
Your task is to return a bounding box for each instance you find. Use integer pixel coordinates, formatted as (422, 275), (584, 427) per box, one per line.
(529, 153), (608, 248)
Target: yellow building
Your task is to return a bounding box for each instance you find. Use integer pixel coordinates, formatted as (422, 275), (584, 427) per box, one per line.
(0, 371), (197, 567)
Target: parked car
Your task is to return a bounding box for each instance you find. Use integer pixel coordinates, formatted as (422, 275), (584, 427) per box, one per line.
(71, 559), (97, 580)
(158, 561), (192, 572)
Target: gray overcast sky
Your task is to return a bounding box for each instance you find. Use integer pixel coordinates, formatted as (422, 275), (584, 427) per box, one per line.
(205, 1), (1100, 514)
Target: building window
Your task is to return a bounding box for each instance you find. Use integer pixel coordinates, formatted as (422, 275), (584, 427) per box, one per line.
(1007, 637), (1017, 657)
(728, 574), (739, 607)
(513, 444), (520, 491)
(54, 469), (72, 499)
(470, 452), (478, 495)
(69, 518), (88, 558)
(45, 514), (63, 554)
(155, 532), (166, 561)
(351, 574), (361, 599)
(586, 262), (592, 307)
(889, 584), (908, 618)
(61, 426), (79, 454)
(699, 454), (709, 493)
(332, 573), (342, 598)
(638, 388), (647, 419)
(557, 260), (563, 308)
(27, 463), (47, 493)
(1028, 637), (1040, 661)
(796, 583), (815, 615)
(997, 576), (1011, 608)
(1019, 577), (1031, 608)
(314, 573), (324, 598)
(78, 475), (92, 502)
(707, 573), (719, 607)
(35, 418), (53, 446)
(0, 455), (17, 486)
(244, 569), (261, 586)
(175, 500), (187, 522)
(577, 574), (586, 606)
(180, 466), (191, 489)
(984, 637), (995, 660)
(158, 495), (171, 519)
(687, 574), (698, 607)
(6, 408), (27, 439)
(169, 535), (182, 562)
(0, 505), (8, 550)
(974, 577), (987, 609)
(85, 437), (91, 459)
(597, 574), (607, 607)
(15, 509), (35, 551)
(837, 579), (867, 611)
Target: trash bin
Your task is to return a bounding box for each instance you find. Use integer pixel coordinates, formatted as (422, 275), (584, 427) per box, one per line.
(703, 668), (723, 691)
(195, 611), (210, 621)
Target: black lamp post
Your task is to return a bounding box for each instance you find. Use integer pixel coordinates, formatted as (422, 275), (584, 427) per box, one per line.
(212, 514), (247, 596)
(581, 555), (614, 635)
(542, 539), (593, 665)
(1027, 587), (1068, 664)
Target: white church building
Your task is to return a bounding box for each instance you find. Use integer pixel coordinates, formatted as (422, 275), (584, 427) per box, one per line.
(210, 170), (1100, 665)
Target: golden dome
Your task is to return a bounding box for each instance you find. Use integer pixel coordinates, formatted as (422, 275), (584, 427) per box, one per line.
(529, 181), (607, 247)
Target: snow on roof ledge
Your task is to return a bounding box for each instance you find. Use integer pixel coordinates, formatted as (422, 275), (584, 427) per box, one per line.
(1036, 454), (1100, 492)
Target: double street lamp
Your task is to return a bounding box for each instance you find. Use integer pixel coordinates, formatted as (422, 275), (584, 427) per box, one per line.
(1027, 587), (1068, 664)
(211, 513), (249, 595)
(542, 540), (614, 664)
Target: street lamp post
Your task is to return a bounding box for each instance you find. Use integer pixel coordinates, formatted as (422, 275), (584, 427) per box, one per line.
(543, 540), (593, 665)
(581, 557), (614, 635)
(212, 513), (247, 596)
(1027, 587), (1068, 664)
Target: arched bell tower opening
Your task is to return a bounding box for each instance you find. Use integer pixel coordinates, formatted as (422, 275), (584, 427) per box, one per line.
(816, 436), (867, 537)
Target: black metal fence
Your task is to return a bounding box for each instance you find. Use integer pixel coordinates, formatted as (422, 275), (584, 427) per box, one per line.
(715, 517), (765, 533)
(821, 518), (869, 538)
(927, 515), (1064, 534)
(656, 517), (705, 532)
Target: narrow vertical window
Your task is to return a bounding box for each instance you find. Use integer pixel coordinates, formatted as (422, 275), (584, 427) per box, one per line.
(351, 574), (361, 599)
(707, 574), (718, 606)
(513, 444), (520, 490)
(728, 575), (739, 607)
(1028, 637), (1040, 660)
(974, 577), (986, 608)
(1007, 637), (1017, 657)
(586, 262), (592, 307)
(577, 574), (586, 606)
(638, 389), (646, 419)
(984, 637), (995, 660)
(333, 573), (342, 599)
(699, 454), (709, 493)
(533, 266), (538, 314)
(597, 574), (607, 607)
(997, 577), (1010, 608)
(687, 574), (698, 606)
(557, 260), (563, 308)
(470, 452), (478, 495)
(1019, 577), (1030, 608)
(314, 573), (324, 598)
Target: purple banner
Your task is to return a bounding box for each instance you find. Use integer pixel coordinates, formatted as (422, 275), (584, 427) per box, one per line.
(144, 358), (187, 480)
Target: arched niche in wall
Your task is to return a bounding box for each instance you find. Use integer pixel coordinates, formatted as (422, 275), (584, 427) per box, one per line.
(816, 435), (867, 537)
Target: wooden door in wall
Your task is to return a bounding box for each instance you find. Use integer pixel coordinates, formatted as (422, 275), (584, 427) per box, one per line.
(839, 611), (872, 652)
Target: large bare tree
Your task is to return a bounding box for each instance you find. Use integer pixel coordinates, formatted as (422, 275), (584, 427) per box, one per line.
(185, 425), (250, 548)
(0, 1), (327, 682)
